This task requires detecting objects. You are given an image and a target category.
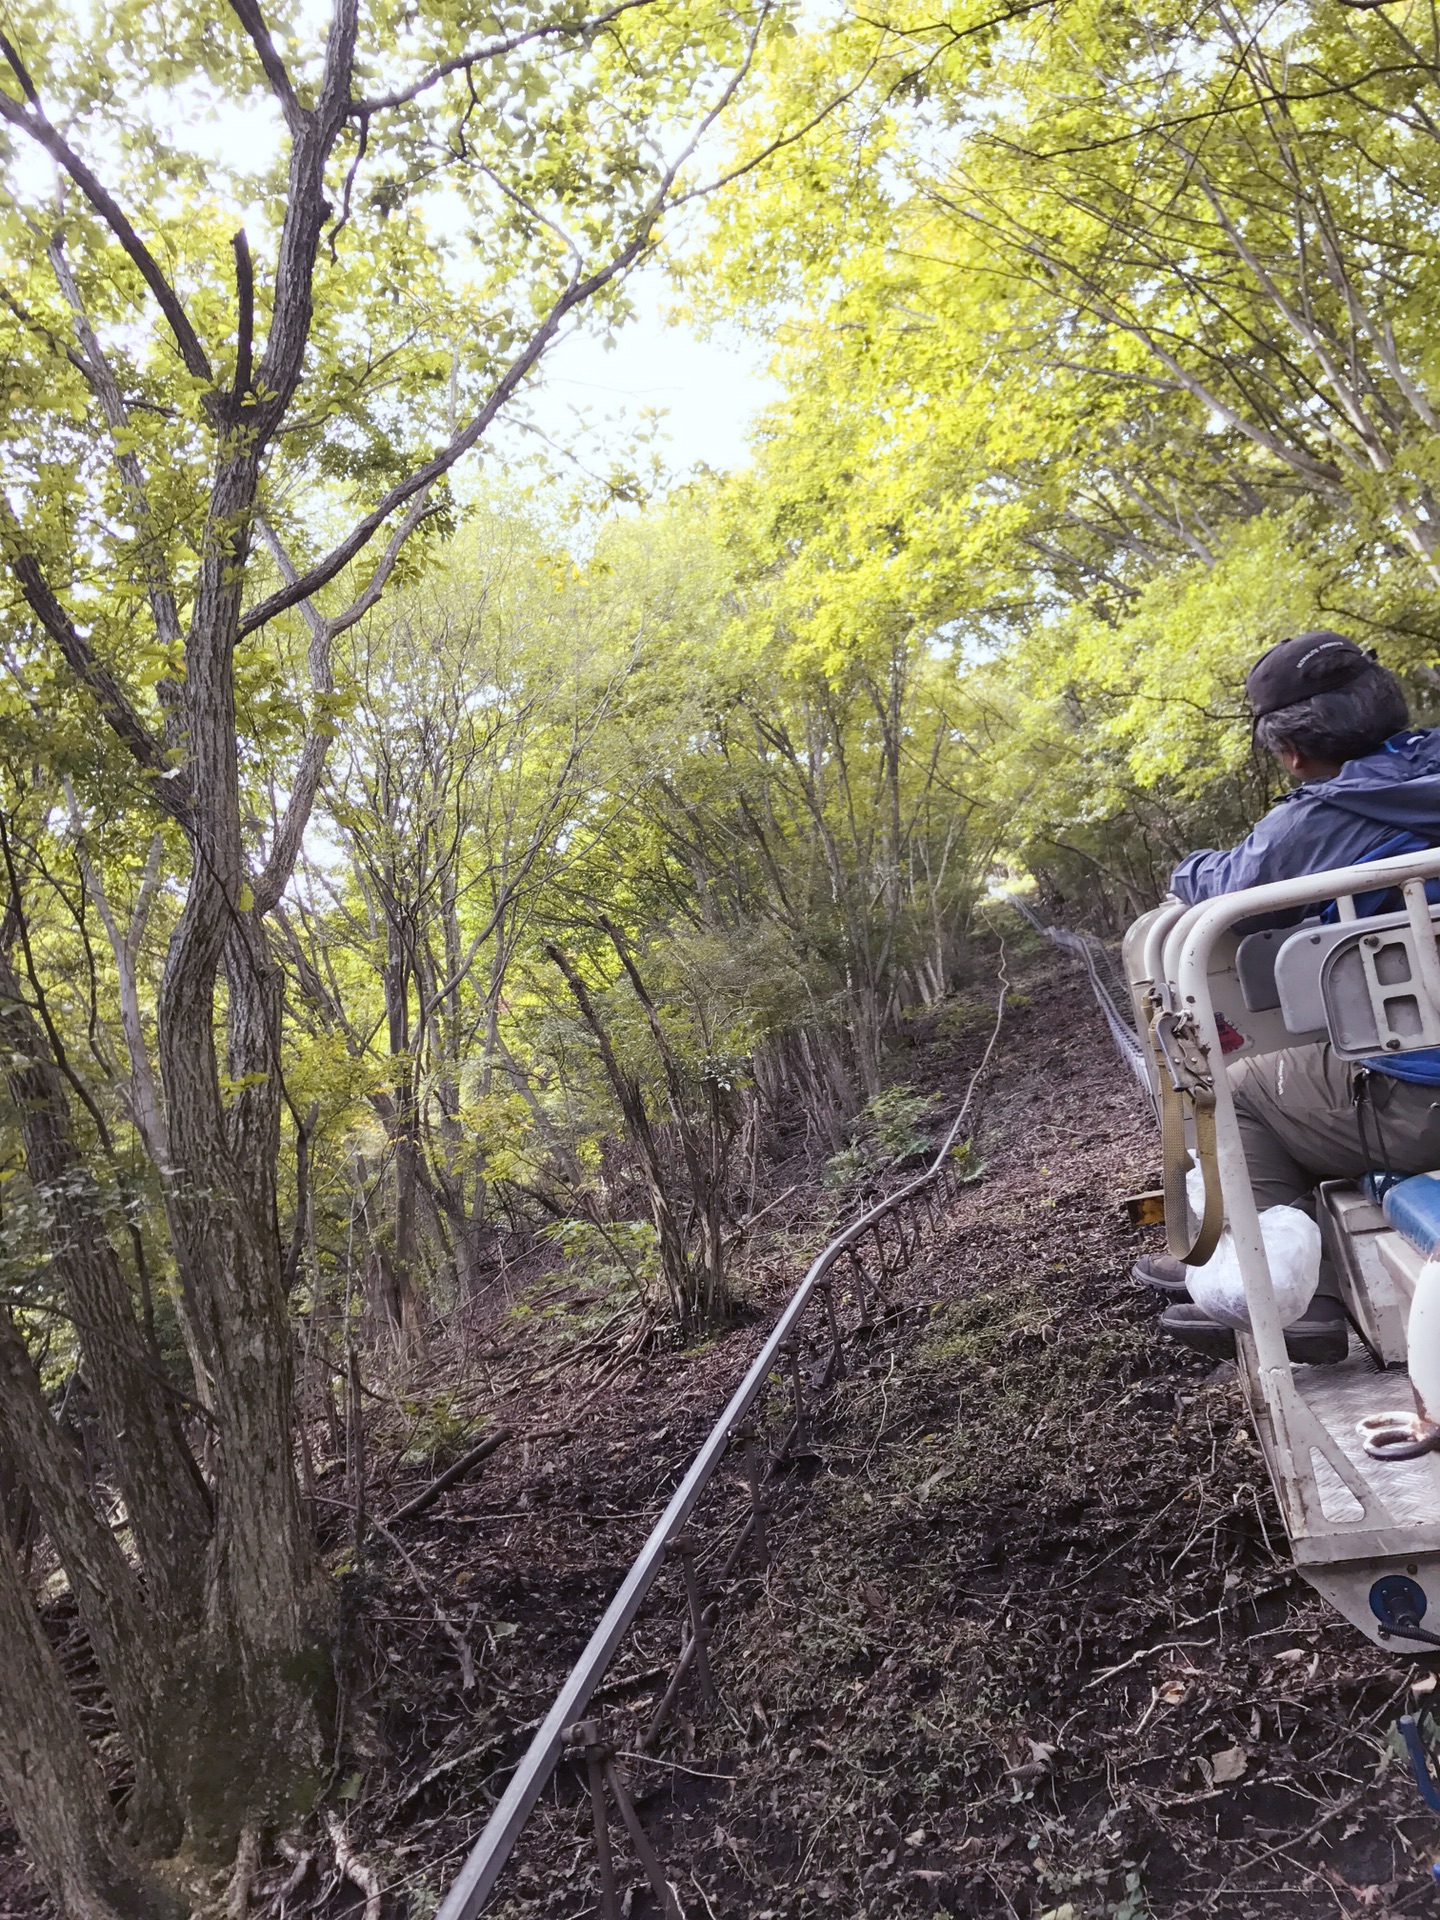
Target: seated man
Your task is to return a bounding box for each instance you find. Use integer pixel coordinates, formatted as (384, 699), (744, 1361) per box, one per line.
(1135, 631), (1440, 1364)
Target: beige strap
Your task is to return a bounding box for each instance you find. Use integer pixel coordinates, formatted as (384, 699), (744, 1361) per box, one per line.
(1150, 1003), (1225, 1267)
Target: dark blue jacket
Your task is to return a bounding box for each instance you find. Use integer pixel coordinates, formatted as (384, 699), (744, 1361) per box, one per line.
(1171, 730), (1440, 1083)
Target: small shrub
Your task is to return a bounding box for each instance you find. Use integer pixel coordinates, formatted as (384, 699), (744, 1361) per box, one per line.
(542, 1216), (659, 1302)
(824, 1085), (937, 1186)
(398, 1389), (474, 1465)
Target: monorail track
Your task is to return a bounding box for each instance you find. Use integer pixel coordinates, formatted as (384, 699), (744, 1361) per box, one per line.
(1007, 898), (1152, 1101)
(435, 967), (1010, 1918)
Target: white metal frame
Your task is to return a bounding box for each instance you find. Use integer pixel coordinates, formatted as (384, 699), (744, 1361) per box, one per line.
(1132, 850), (1440, 1640)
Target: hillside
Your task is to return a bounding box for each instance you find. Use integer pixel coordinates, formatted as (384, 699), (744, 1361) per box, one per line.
(5, 929), (1422, 1919)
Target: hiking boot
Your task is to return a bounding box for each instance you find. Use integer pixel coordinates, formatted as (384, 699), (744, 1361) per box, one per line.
(1160, 1294), (1349, 1366)
(1159, 1302), (1236, 1360)
(1285, 1295), (1351, 1364)
(1132, 1251), (1191, 1300)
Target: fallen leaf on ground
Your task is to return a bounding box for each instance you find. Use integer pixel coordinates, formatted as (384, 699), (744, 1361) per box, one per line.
(1211, 1745), (1248, 1784)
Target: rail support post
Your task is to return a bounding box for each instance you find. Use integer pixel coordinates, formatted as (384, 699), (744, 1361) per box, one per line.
(780, 1335), (808, 1452)
(729, 1421), (770, 1565)
(670, 1529), (714, 1704)
(847, 1246), (874, 1328)
(870, 1219), (889, 1282)
(569, 1719), (620, 1920)
(602, 1749), (681, 1919)
(819, 1274), (845, 1381)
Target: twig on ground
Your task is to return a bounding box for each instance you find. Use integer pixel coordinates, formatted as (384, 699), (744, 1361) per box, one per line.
(385, 1425), (514, 1525)
(370, 1514), (477, 1690)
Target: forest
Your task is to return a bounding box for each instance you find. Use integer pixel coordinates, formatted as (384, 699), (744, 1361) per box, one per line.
(2, 0), (1440, 1915)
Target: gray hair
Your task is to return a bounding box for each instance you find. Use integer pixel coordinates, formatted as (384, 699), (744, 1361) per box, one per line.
(1254, 661), (1409, 764)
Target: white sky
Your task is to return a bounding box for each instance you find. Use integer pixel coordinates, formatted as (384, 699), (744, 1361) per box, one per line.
(504, 266), (781, 482)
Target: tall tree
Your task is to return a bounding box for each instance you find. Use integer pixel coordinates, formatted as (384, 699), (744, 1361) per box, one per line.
(0, 0), (808, 1905)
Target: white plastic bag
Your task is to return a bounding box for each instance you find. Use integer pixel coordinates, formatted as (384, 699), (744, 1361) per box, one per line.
(1182, 1167), (1321, 1328)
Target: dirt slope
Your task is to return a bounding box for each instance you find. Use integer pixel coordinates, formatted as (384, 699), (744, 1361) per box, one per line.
(476, 932), (1440, 1920)
(4, 927), (1438, 1920)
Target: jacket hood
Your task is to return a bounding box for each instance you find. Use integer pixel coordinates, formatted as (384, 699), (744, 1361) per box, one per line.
(1303, 729), (1440, 833)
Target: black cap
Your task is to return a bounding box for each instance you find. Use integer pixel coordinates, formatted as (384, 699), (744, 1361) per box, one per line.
(1245, 630), (1376, 719)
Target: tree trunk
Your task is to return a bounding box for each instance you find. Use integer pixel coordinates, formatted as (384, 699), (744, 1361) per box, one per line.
(0, 1523), (179, 1920)
(546, 944), (697, 1325)
(381, 916), (425, 1347)
(157, 898), (327, 1839)
(0, 1314), (185, 1846)
(0, 945), (211, 1625)
(152, 454), (328, 1840)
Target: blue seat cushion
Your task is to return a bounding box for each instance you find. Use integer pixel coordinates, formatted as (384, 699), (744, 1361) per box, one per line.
(1381, 1171), (1440, 1257)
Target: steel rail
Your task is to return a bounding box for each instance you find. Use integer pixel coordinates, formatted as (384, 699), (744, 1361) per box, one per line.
(436, 977), (1007, 1920)
(1007, 894), (1151, 1098)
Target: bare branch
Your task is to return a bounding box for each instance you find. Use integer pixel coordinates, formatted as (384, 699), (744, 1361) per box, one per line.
(926, 183), (1349, 487)
(240, 263), (605, 633)
(256, 516), (329, 646)
(355, 0), (656, 115)
(318, 0), (361, 129)
(226, 0), (304, 133)
(65, 801), (169, 1166)
(250, 518), (334, 915)
(252, 484), (435, 917)
(45, 235), (184, 661)
(251, 0), (359, 421)
(478, 165), (584, 277)
(979, 69), (1417, 164)
(244, 7), (797, 634)
(673, 62), (873, 209)
(328, 106), (370, 258)
(232, 230), (255, 403)
(0, 496), (192, 822)
(324, 486), (441, 641)
(0, 278), (91, 379)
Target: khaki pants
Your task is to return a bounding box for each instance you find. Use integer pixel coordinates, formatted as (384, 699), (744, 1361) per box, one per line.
(1227, 1047), (1440, 1297)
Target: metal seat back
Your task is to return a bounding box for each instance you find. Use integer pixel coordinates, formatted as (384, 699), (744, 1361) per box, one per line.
(1275, 900), (1440, 1058)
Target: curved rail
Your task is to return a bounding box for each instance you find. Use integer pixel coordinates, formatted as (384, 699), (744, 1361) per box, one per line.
(436, 971), (1008, 1920)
